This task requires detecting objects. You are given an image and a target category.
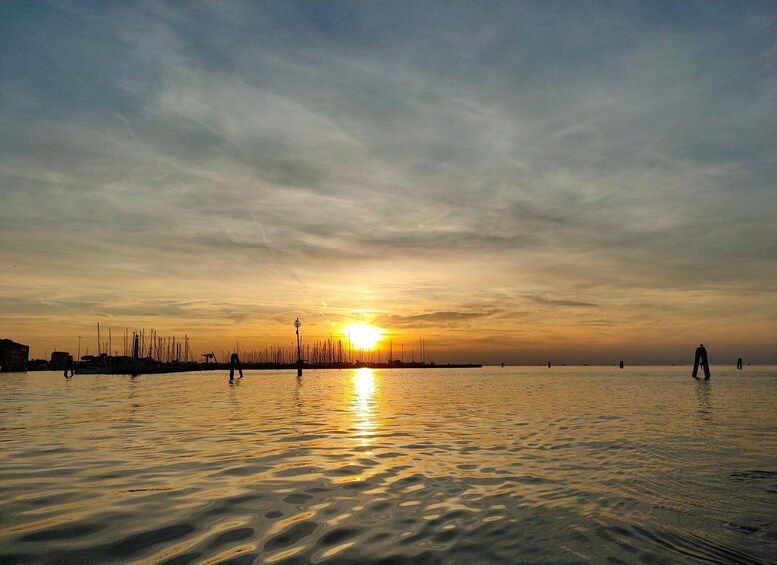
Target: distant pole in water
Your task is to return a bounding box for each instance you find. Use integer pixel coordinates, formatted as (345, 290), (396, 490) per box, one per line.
(294, 317), (302, 377)
(229, 353), (243, 382)
(548, 361), (551, 368)
(737, 357), (743, 370)
(619, 360), (624, 369)
(692, 344), (711, 380)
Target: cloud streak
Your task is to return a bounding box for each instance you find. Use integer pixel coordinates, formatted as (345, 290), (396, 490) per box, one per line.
(1, 1), (775, 362)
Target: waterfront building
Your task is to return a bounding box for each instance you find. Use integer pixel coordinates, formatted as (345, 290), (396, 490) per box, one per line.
(27, 359), (50, 371)
(49, 351), (71, 370)
(0, 339), (29, 372)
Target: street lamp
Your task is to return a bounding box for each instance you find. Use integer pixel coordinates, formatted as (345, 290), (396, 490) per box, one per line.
(294, 318), (302, 377)
(77, 336), (81, 360)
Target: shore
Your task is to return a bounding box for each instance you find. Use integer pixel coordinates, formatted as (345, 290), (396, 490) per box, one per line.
(46, 360), (484, 376)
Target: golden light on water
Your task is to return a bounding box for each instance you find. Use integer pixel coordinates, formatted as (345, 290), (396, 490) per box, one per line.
(342, 322), (384, 350)
(353, 367), (376, 403)
(350, 368), (378, 451)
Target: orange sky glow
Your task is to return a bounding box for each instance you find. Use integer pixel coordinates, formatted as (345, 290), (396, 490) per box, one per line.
(1, 3), (776, 365)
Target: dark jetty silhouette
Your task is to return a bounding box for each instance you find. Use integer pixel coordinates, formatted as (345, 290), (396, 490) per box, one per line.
(72, 358), (481, 376)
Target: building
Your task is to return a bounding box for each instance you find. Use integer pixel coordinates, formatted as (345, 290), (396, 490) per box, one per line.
(27, 359), (50, 371)
(50, 351), (72, 371)
(0, 339), (29, 372)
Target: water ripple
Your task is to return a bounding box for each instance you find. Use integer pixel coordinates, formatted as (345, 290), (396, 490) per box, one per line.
(1, 367), (775, 563)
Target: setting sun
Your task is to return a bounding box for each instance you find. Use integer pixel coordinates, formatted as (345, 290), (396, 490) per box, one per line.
(343, 322), (384, 350)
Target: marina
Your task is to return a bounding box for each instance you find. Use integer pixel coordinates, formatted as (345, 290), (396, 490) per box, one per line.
(15, 323), (482, 376)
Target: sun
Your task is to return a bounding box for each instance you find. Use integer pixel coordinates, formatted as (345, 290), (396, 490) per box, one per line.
(343, 322), (384, 350)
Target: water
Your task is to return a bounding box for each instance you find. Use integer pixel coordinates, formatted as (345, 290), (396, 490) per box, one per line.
(1, 366), (775, 564)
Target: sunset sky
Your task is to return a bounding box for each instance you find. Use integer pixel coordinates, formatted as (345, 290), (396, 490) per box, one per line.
(1, 1), (775, 364)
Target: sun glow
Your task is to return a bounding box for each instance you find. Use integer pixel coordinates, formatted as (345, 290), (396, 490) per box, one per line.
(343, 322), (384, 350)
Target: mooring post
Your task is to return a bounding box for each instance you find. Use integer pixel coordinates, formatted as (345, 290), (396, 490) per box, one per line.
(619, 360), (624, 369)
(692, 344), (711, 380)
(229, 353), (243, 382)
(737, 357), (743, 370)
(547, 361), (551, 368)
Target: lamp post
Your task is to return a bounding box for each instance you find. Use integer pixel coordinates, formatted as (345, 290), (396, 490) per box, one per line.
(77, 336), (81, 361)
(294, 318), (302, 377)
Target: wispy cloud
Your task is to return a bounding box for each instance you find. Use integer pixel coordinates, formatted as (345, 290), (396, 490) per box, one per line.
(1, 1), (775, 362)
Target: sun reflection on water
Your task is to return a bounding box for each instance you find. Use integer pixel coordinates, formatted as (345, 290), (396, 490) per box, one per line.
(350, 368), (378, 450)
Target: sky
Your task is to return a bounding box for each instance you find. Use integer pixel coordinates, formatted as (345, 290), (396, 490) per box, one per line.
(1, 1), (776, 364)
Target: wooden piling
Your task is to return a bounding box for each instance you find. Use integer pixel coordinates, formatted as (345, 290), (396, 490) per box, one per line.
(692, 344), (711, 380)
(229, 353), (243, 382)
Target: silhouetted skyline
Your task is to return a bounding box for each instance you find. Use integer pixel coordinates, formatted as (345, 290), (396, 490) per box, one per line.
(1, 2), (775, 363)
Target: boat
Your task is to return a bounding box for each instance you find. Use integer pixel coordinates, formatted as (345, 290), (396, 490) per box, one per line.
(74, 354), (113, 375)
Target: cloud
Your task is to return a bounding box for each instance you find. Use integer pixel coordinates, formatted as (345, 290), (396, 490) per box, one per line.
(1, 1), (775, 361)
(526, 296), (599, 308)
(379, 309), (502, 329)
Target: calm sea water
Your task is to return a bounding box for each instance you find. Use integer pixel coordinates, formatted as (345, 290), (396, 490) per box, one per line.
(1, 366), (775, 564)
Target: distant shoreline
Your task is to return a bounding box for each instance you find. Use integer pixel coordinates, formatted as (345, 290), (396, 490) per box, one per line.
(14, 362), (774, 376)
(27, 361), (483, 376)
